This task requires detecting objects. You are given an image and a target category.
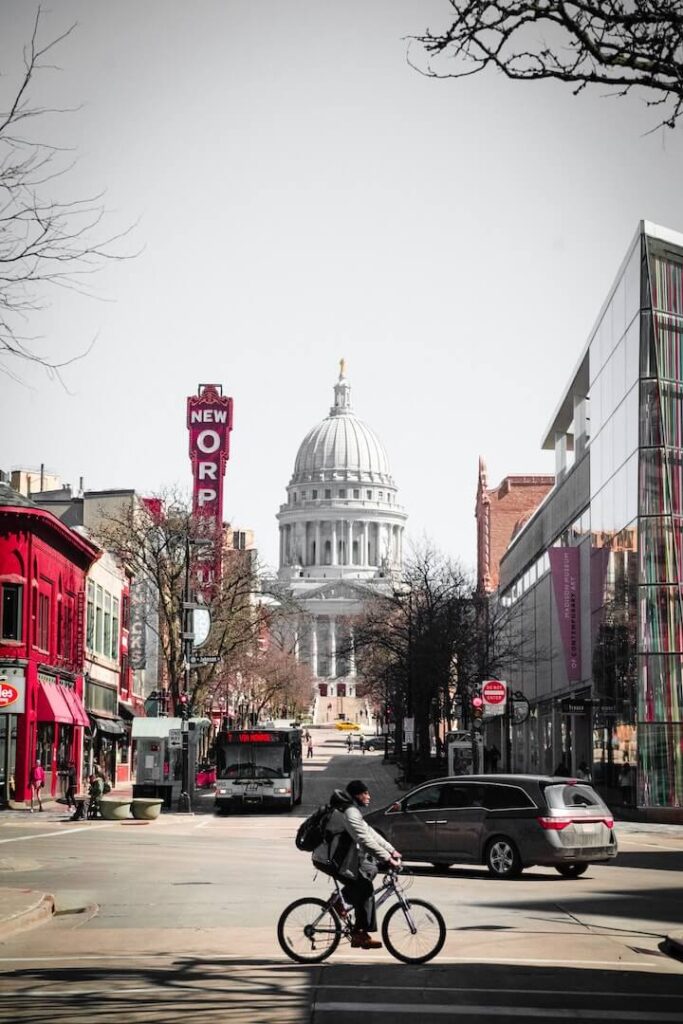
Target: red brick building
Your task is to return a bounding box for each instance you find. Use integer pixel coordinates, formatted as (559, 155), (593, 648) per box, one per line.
(475, 457), (554, 594)
(0, 483), (99, 805)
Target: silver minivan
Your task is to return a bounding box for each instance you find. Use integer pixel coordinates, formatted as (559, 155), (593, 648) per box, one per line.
(365, 774), (618, 878)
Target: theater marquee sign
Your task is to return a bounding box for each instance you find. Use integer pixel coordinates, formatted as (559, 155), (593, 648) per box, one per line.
(187, 383), (234, 594)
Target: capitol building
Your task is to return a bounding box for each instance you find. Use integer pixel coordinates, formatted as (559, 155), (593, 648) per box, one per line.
(276, 364), (407, 724)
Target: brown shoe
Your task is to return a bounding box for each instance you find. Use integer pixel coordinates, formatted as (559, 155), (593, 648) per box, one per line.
(350, 930), (382, 949)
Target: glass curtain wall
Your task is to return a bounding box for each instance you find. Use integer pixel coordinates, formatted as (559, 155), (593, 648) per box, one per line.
(639, 236), (683, 807)
(588, 239), (640, 800)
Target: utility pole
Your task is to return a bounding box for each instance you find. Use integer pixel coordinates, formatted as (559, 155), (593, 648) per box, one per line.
(178, 535), (193, 813)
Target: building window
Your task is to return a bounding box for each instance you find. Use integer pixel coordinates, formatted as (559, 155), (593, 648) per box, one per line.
(86, 580), (95, 649)
(104, 592), (112, 658)
(293, 492), (297, 503)
(111, 597), (120, 660)
(233, 531), (246, 550)
(95, 585), (104, 654)
(353, 489), (360, 499)
(301, 490), (306, 500)
(366, 490), (372, 500)
(339, 489), (346, 498)
(312, 489), (318, 499)
(379, 491), (384, 501)
(37, 593), (50, 651)
(324, 489), (331, 499)
(1, 583), (22, 641)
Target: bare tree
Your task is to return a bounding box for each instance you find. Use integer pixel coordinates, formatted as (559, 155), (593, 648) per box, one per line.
(413, 1), (683, 129)
(92, 493), (261, 715)
(0, 7), (133, 379)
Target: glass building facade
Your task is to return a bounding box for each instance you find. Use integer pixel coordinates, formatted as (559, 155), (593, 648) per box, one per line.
(497, 222), (683, 813)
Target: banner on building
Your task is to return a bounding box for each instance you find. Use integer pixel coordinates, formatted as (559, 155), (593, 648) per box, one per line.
(187, 384), (233, 522)
(549, 547), (582, 682)
(0, 668), (26, 714)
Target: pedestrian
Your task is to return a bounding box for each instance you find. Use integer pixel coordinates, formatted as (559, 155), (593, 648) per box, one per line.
(306, 736), (314, 759)
(304, 729), (311, 743)
(487, 744), (500, 773)
(346, 734), (353, 753)
(358, 734), (366, 755)
(576, 761), (592, 782)
(87, 773), (104, 818)
(65, 762), (77, 809)
(619, 758), (633, 807)
(29, 759), (45, 812)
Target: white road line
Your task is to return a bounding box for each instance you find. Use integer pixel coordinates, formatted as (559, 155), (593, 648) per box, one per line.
(314, 1003), (682, 1020)
(0, 955), (674, 969)
(193, 819), (210, 829)
(617, 840), (683, 851)
(0, 824), (115, 844)
(316, 985), (682, 1000)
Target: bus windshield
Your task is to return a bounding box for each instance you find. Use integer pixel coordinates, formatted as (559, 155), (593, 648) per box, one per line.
(218, 744), (287, 780)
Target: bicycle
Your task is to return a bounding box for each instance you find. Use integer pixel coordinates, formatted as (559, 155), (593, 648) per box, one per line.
(277, 868), (446, 964)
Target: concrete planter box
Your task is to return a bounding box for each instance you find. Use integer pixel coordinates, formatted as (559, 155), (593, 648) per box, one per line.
(131, 798), (164, 820)
(99, 798), (132, 821)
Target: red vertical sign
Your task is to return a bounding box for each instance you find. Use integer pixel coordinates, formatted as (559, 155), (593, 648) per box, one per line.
(187, 384), (234, 593)
(549, 547), (582, 681)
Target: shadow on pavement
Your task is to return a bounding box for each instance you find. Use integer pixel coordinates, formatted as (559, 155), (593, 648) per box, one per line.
(2, 956), (682, 1023)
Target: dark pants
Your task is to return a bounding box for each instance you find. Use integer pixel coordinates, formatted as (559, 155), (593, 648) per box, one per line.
(341, 876), (376, 932)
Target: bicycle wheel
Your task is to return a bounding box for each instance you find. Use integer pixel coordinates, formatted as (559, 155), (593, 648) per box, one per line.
(381, 898), (446, 964)
(277, 898), (342, 964)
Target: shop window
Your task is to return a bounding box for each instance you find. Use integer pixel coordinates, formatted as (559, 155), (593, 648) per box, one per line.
(37, 593), (50, 651)
(1, 583), (22, 641)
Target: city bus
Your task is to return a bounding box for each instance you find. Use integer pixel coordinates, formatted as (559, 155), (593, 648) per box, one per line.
(214, 727), (303, 812)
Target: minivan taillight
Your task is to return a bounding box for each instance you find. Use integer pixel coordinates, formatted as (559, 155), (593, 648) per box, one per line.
(537, 816), (572, 830)
(603, 816), (614, 829)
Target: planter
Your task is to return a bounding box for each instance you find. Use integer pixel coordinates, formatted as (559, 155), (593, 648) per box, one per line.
(99, 798), (132, 821)
(131, 798), (163, 821)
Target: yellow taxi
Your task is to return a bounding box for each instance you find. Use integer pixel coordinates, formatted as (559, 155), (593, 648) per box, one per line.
(334, 721), (360, 731)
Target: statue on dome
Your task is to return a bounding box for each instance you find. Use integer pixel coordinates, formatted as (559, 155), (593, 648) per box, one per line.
(339, 357), (346, 379)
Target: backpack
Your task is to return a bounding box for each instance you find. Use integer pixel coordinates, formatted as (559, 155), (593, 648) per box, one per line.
(295, 804), (332, 852)
(102, 779), (112, 794)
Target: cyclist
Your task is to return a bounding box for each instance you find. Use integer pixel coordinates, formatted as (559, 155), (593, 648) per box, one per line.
(330, 779), (401, 950)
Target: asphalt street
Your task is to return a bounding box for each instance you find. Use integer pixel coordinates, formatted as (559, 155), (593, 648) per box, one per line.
(0, 727), (682, 1023)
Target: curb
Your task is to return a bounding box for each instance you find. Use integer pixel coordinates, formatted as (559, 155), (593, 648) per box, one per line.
(0, 892), (55, 941)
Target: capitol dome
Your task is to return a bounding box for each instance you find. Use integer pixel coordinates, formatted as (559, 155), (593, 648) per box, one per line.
(276, 363), (407, 581)
(291, 372), (393, 486)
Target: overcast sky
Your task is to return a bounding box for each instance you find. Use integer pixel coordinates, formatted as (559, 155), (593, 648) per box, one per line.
(2, 0), (683, 573)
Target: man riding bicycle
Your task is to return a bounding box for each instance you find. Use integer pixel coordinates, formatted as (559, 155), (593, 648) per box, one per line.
(328, 779), (401, 950)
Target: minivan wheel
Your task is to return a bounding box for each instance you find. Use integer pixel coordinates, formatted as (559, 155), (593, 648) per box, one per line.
(485, 837), (523, 879)
(555, 863), (588, 878)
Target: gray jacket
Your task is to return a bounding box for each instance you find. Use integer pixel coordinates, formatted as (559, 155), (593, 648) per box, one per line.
(342, 803), (395, 862)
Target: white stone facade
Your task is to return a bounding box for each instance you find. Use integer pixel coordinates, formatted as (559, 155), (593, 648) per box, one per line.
(276, 367), (407, 713)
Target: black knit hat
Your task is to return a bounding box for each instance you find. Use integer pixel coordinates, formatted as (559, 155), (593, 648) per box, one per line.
(347, 779), (369, 798)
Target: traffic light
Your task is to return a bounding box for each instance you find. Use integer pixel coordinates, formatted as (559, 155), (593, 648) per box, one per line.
(471, 691), (484, 731)
(177, 692), (190, 720)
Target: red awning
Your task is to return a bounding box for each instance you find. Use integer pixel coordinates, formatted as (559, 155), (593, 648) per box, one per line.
(37, 681), (72, 724)
(61, 686), (90, 728)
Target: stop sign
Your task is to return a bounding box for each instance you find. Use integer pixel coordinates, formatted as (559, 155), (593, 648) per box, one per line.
(482, 680), (507, 706)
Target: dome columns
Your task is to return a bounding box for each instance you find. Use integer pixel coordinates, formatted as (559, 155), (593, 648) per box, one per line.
(279, 518), (405, 570)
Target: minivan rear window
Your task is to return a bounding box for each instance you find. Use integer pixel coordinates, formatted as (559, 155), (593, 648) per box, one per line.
(543, 783), (606, 810)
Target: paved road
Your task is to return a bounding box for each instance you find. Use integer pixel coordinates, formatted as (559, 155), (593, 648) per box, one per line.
(0, 727), (682, 1023)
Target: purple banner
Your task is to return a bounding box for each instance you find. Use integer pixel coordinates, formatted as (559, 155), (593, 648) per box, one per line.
(549, 547), (582, 681)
